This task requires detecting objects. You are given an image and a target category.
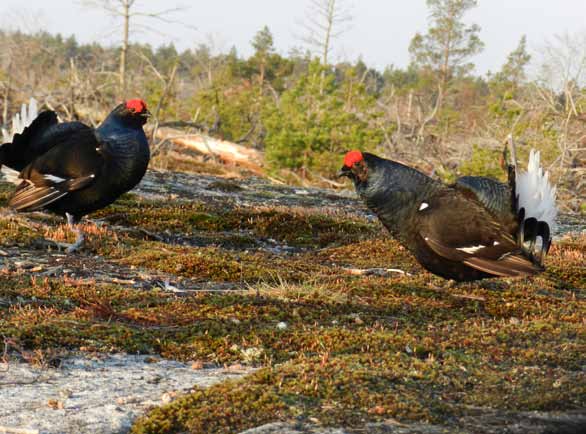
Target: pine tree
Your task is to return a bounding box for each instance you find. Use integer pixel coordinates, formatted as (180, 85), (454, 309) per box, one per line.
(498, 35), (531, 87)
(251, 26), (275, 87)
(263, 60), (382, 177)
(409, 0), (483, 95)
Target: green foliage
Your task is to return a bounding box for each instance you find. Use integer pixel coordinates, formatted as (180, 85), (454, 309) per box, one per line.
(251, 26), (274, 56)
(263, 60), (383, 177)
(459, 144), (506, 180)
(409, 0), (484, 83)
(191, 82), (262, 142)
(382, 64), (421, 93)
(488, 35), (531, 129)
(1, 25), (579, 191)
(497, 35), (531, 87)
(249, 25), (275, 86)
(153, 43), (179, 72)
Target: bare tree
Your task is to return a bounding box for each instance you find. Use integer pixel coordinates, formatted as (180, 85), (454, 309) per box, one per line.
(138, 52), (179, 152)
(80, 0), (188, 99)
(537, 32), (586, 113)
(299, 0), (352, 66)
(536, 32), (586, 171)
(0, 38), (16, 126)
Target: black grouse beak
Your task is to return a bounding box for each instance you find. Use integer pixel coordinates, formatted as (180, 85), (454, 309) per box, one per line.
(142, 109), (152, 118)
(337, 165), (351, 178)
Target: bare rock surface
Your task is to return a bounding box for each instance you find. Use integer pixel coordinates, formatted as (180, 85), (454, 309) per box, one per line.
(239, 423), (350, 434)
(240, 410), (586, 434)
(0, 354), (251, 434)
(136, 171), (370, 218)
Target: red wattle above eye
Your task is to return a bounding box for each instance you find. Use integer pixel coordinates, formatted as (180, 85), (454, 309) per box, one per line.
(126, 99), (147, 113)
(344, 150), (363, 167)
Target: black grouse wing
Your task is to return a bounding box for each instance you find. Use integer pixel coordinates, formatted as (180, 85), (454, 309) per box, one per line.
(0, 110), (92, 172)
(416, 191), (541, 277)
(8, 129), (102, 212)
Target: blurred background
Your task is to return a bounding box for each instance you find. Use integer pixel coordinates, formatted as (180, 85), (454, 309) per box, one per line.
(0, 0), (584, 212)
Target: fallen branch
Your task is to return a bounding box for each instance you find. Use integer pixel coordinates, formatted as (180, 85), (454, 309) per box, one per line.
(150, 127), (264, 174)
(314, 174), (347, 188)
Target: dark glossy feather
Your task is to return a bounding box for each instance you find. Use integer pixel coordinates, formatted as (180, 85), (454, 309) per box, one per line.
(453, 176), (514, 223)
(346, 152), (553, 281)
(1, 102), (150, 221)
(0, 111), (91, 171)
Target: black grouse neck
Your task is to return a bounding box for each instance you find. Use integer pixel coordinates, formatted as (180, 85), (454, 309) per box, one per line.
(355, 154), (443, 235)
(102, 110), (146, 130)
(96, 112), (150, 190)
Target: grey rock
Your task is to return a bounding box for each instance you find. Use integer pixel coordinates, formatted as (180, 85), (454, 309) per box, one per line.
(0, 354), (252, 434)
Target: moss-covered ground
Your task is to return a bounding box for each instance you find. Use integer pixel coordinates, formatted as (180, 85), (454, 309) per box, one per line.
(0, 175), (584, 433)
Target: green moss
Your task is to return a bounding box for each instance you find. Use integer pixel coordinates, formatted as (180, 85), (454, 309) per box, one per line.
(94, 199), (377, 249)
(0, 213), (53, 247)
(0, 188), (584, 434)
(118, 243), (326, 283)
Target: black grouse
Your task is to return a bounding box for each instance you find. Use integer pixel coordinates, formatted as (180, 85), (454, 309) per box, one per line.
(0, 99), (151, 252)
(339, 149), (557, 281)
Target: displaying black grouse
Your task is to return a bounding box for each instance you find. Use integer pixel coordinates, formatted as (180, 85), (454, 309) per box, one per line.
(339, 149), (557, 281)
(0, 99), (151, 252)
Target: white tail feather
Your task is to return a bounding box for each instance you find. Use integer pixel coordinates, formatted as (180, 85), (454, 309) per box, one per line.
(0, 166), (21, 185)
(0, 97), (39, 185)
(1, 97), (38, 143)
(515, 149), (558, 232)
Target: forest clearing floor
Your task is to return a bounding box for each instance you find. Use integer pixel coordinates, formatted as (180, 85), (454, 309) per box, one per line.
(0, 170), (584, 434)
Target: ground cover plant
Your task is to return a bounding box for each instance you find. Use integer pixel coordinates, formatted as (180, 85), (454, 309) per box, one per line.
(0, 173), (584, 433)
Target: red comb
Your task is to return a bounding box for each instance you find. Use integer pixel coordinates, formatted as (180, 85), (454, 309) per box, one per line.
(125, 99), (147, 113)
(344, 150), (363, 167)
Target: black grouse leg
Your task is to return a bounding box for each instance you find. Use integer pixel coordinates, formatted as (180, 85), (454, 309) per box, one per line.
(50, 213), (84, 253)
(62, 213), (84, 253)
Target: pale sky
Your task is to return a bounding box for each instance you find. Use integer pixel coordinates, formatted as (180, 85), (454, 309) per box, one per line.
(2, 0), (586, 75)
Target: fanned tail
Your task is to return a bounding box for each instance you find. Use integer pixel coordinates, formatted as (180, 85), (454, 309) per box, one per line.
(515, 150), (557, 264)
(1, 98), (38, 143)
(0, 103), (58, 172)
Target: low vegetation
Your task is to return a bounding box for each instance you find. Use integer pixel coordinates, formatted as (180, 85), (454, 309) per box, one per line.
(0, 181), (584, 433)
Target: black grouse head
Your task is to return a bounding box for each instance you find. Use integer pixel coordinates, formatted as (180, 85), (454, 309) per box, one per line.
(338, 150), (369, 184)
(113, 99), (150, 127)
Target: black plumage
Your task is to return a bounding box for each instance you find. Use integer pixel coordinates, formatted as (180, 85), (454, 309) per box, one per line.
(0, 99), (151, 252)
(339, 150), (554, 281)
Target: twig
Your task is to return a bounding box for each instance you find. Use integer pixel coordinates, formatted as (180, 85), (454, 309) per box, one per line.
(507, 134), (518, 173)
(1, 336), (9, 371)
(343, 267), (410, 277)
(314, 174), (346, 188)
(451, 294), (486, 302)
(150, 60), (179, 155)
(0, 426), (40, 434)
